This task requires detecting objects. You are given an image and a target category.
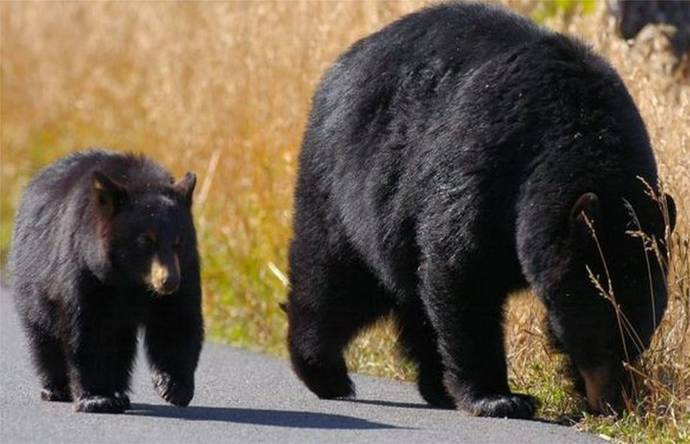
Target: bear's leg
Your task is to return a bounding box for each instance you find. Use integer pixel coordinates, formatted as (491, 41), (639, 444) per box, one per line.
(69, 313), (138, 414)
(394, 301), (454, 409)
(419, 263), (538, 419)
(286, 237), (390, 400)
(25, 323), (72, 402)
(145, 287), (203, 407)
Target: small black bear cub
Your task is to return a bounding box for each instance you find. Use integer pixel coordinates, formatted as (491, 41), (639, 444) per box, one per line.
(9, 150), (203, 413)
(285, 3), (677, 419)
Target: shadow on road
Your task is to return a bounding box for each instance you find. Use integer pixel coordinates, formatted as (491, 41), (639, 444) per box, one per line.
(339, 398), (578, 427)
(129, 403), (403, 430)
(339, 398), (447, 410)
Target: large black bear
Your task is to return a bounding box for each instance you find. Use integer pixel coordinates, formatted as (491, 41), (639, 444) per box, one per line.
(285, 3), (676, 419)
(9, 150), (203, 413)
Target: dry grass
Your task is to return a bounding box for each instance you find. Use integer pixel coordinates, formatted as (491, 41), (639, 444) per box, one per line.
(0, 1), (687, 442)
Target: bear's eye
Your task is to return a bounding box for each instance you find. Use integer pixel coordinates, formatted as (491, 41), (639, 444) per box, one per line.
(137, 232), (157, 249)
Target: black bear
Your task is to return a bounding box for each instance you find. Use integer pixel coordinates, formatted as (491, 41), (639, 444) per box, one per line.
(285, 3), (676, 419)
(9, 149), (203, 413)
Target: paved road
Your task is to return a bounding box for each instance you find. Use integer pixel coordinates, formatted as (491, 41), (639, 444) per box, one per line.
(0, 288), (601, 443)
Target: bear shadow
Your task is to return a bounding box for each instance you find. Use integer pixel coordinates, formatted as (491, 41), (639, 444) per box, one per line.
(128, 403), (403, 430)
(339, 398), (577, 426)
(338, 398), (446, 410)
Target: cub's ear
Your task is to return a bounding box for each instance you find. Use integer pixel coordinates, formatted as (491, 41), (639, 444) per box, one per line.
(173, 172), (196, 207)
(570, 192), (600, 239)
(665, 193), (676, 234)
(92, 171), (126, 218)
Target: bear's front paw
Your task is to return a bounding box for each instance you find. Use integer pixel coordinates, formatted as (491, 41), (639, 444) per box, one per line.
(470, 393), (539, 419)
(75, 395), (127, 414)
(418, 375), (455, 409)
(152, 372), (194, 407)
(40, 386), (72, 402)
(296, 362), (354, 400)
(309, 372), (354, 400)
(291, 353), (354, 400)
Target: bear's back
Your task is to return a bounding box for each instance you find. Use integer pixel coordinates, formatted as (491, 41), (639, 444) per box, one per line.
(315, 3), (547, 113)
(25, 150), (171, 203)
(342, 3), (543, 70)
(305, 2), (648, 183)
(305, 3), (614, 161)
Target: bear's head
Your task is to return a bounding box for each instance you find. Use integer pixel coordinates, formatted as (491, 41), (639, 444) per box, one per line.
(90, 170), (197, 296)
(547, 182), (676, 414)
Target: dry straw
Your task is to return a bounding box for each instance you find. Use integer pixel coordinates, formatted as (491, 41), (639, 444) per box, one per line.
(1, 1), (687, 441)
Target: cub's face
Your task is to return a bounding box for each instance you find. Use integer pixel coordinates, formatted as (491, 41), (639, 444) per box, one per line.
(92, 171), (196, 295)
(549, 185), (676, 414)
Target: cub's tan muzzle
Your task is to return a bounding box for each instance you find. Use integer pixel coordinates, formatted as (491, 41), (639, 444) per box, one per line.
(147, 254), (180, 296)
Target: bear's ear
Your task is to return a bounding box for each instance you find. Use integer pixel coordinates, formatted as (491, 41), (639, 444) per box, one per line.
(173, 172), (196, 207)
(92, 171), (127, 218)
(665, 193), (676, 234)
(570, 192), (600, 240)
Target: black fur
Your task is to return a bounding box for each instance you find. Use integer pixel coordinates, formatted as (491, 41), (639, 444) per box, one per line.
(286, 3), (675, 419)
(9, 149), (203, 413)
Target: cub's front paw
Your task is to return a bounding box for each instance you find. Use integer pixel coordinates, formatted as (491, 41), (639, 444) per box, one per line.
(152, 372), (194, 407)
(40, 386), (72, 402)
(75, 395), (126, 414)
(470, 393), (539, 419)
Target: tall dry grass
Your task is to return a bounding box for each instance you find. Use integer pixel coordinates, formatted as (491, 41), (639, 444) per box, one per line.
(1, 1), (687, 442)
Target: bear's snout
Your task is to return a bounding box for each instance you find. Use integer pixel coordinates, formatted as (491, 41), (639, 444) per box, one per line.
(579, 365), (625, 415)
(148, 254), (180, 296)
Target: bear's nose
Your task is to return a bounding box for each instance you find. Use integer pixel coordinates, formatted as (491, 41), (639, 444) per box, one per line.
(158, 274), (180, 295)
(579, 365), (623, 414)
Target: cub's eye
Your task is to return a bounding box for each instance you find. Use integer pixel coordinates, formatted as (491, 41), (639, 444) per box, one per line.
(137, 233), (157, 249)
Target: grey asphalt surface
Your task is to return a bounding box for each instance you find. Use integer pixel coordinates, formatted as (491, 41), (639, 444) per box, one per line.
(0, 287), (602, 444)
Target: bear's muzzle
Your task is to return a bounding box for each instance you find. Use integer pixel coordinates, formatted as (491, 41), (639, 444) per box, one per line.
(148, 254), (180, 296)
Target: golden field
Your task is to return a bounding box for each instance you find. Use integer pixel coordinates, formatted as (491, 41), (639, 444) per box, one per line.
(0, 1), (687, 442)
